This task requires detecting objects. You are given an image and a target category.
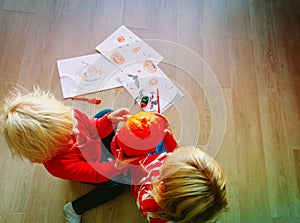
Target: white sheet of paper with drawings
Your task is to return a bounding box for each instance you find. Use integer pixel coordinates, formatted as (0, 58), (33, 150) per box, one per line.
(57, 54), (121, 98)
(95, 25), (163, 67)
(115, 61), (183, 113)
(57, 25), (183, 112)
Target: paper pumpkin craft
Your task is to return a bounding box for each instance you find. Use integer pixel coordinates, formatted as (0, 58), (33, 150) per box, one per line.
(112, 112), (169, 157)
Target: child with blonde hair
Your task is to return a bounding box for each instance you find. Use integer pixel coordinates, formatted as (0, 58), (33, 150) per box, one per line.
(1, 87), (136, 223)
(129, 146), (228, 223)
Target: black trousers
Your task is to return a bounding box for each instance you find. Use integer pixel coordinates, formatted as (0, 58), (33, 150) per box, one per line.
(72, 109), (126, 215)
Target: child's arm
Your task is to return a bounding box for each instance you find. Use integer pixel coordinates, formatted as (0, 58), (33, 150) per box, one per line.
(155, 113), (179, 152)
(163, 129), (179, 152)
(94, 108), (130, 138)
(114, 148), (149, 184)
(43, 157), (124, 184)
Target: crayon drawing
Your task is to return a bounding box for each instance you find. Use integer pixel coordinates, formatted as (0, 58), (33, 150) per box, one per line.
(57, 25), (183, 112)
(95, 25), (163, 69)
(116, 61), (183, 113)
(57, 54), (122, 98)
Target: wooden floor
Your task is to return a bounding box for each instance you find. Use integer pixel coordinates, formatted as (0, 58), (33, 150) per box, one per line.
(0, 0), (300, 222)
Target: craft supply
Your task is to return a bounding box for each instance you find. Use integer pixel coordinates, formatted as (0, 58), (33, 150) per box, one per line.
(156, 88), (160, 113)
(140, 96), (149, 108)
(115, 111), (168, 157)
(72, 96), (102, 104)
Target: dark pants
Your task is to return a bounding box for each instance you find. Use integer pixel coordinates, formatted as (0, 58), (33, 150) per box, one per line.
(72, 109), (126, 215)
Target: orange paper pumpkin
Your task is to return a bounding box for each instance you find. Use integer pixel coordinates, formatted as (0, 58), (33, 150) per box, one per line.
(116, 112), (168, 157)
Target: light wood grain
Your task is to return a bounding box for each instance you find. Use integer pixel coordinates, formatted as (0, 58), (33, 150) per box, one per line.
(250, 0), (300, 217)
(214, 89), (240, 223)
(123, 0), (152, 29)
(293, 149), (300, 201)
(3, 0), (36, 14)
(229, 38), (272, 222)
(0, 0), (299, 222)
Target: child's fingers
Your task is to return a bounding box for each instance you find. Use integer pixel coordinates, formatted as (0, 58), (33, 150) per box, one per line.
(115, 108), (130, 117)
(117, 148), (124, 160)
(164, 128), (172, 136)
(127, 156), (142, 164)
(123, 114), (131, 122)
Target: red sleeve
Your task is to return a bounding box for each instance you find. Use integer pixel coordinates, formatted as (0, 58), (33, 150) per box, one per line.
(163, 131), (178, 152)
(131, 184), (169, 223)
(94, 113), (116, 139)
(74, 109), (114, 140)
(43, 155), (121, 184)
(110, 135), (119, 158)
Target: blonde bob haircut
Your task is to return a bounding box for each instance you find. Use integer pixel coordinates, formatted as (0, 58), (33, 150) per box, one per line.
(1, 87), (74, 163)
(151, 146), (228, 223)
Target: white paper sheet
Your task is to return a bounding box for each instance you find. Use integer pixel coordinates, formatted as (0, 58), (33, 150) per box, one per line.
(57, 54), (122, 98)
(95, 25), (163, 67)
(116, 61), (183, 113)
(94, 25), (183, 112)
(57, 25), (183, 112)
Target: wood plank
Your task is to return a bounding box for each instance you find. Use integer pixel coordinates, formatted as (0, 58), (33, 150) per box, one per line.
(0, 12), (33, 95)
(128, 0), (178, 40)
(250, 0), (300, 217)
(22, 165), (70, 223)
(276, 35), (300, 151)
(273, 4), (300, 149)
(0, 213), (25, 223)
(229, 38), (272, 222)
(202, 0), (231, 88)
(3, 0), (36, 14)
(293, 149), (300, 199)
(227, 0), (252, 39)
(83, 189), (147, 223)
(123, 0), (152, 29)
(175, 0), (209, 146)
(271, 0), (300, 41)
(163, 65), (209, 147)
(215, 89), (241, 223)
(273, 217), (300, 223)
(0, 135), (34, 212)
(176, 0), (203, 55)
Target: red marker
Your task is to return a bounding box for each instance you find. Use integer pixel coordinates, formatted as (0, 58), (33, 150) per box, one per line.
(156, 88), (160, 113)
(72, 96), (101, 104)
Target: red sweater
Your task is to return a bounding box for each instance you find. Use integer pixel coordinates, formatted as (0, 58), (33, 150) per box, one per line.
(43, 109), (122, 184)
(131, 153), (173, 223)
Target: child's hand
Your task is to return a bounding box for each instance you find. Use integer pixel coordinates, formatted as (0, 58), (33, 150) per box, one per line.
(114, 148), (141, 171)
(108, 108), (130, 124)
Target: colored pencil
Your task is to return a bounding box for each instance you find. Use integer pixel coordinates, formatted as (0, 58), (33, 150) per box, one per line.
(72, 96), (101, 104)
(157, 88), (160, 113)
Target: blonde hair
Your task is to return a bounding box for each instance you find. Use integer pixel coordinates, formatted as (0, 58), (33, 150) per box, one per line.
(1, 87), (74, 163)
(151, 146), (228, 222)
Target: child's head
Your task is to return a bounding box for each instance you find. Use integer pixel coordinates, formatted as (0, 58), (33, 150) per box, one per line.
(152, 146), (228, 222)
(1, 87), (74, 163)
(115, 111), (168, 157)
